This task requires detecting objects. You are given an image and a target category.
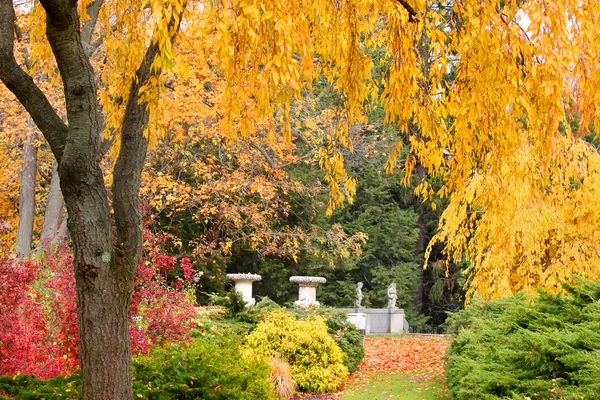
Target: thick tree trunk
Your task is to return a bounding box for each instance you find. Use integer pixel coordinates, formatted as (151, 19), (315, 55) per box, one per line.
(58, 131), (136, 400)
(0, 2), (183, 398)
(39, 163), (64, 246)
(71, 254), (135, 399)
(14, 122), (37, 257)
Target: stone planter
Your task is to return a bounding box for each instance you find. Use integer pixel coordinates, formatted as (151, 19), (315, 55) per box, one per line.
(226, 273), (262, 306)
(289, 276), (326, 308)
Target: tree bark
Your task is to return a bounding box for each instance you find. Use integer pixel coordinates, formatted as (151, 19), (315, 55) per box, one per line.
(39, 163), (64, 246)
(14, 120), (37, 258)
(51, 213), (69, 245)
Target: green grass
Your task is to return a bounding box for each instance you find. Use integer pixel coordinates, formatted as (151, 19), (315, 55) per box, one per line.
(341, 372), (447, 400)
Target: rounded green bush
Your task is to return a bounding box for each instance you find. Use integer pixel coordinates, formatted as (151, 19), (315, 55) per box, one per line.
(245, 310), (349, 393)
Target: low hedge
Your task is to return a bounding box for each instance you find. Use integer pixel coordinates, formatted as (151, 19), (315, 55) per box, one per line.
(0, 336), (274, 400)
(445, 277), (600, 399)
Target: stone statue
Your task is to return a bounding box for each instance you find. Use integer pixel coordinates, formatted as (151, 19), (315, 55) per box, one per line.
(355, 282), (363, 308)
(387, 283), (397, 309)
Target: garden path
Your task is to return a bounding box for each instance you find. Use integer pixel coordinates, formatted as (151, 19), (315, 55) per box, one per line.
(293, 335), (450, 400)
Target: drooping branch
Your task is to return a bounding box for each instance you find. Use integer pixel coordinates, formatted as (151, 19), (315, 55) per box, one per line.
(0, 2), (68, 162)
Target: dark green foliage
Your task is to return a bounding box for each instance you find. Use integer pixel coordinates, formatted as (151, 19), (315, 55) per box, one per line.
(320, 138), (422, 311)
(445, 277), (600, 399)
(190, 297), (283, 341)
(329, 318), (365, 373)
(0, 337), (274, 400)
(208, 289), (247, 317)
(132, 336), (274, 399)
(0, 374), (80, 399)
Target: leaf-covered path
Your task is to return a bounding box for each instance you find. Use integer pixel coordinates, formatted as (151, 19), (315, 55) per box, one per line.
(293, 335), (451, 399)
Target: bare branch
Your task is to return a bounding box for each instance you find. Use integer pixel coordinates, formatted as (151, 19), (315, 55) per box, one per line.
(14, 20), (22, 41)
(86, 22), (118, 58)
(38, 165), (52, 183)
(248, 140), (317, 169)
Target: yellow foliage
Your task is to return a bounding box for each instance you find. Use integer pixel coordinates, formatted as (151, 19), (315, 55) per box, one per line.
(245, 310), (349, 393)
(8, 0), (600, 298)
(208, 0), (600, 298)
(428, 137), (600, 300)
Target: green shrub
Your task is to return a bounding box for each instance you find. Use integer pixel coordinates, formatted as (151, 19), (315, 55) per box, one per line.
(208, 289), (247, 317)
(132, 336), (274, 399)
(446, 277), (600, 399)
(192, 297), (284, 340)
(245, 310), (349, 393)
(291, 308), (365, 373)
(0, 336), (274, 400)
(0, 374), (80, 399)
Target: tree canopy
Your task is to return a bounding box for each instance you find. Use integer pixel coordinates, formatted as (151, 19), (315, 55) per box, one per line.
(206, 0), (600, 298)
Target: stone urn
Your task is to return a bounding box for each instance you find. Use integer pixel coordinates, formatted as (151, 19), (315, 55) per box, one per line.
(226, 273), (262, 306)
(289, 276), (326, 308)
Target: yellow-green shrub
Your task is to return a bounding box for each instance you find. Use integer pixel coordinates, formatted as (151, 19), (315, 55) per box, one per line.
(245, 310), (349, 393)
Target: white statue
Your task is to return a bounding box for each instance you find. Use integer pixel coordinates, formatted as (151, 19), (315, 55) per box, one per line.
(387, 282), (397, 309)
(355, 282), (364, 308)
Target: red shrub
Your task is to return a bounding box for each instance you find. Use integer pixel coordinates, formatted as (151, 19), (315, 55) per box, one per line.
(0, 226), (198, 378)
(0, 247), (66, 378)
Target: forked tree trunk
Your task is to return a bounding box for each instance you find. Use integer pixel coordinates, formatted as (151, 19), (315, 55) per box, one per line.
(14, 121), (37, 258)
(0, 2), (183, 398)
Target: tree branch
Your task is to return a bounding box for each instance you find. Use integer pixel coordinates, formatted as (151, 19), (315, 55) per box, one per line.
(81, 0), (105, 54)
(40, 0), (102, 166)
(396, 0), (418, 22)
(0, 2), (68, 162)
(38, 165), (52, 184)
(248, 140), (316, 169)
(113, 4), (187, 265)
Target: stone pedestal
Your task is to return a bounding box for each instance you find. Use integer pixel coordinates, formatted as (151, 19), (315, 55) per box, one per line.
(348, 312), (367, 335)
(226, 273), (261, 306)
(289, 276), (326, 308)
(390, 311), (404, 334)
(334, 308), (409, 335)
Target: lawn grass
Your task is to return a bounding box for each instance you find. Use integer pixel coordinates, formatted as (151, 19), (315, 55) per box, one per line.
(341, 371), (448, 400)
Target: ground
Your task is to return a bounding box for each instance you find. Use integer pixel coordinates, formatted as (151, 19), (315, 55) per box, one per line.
(293, 335), (450, 400)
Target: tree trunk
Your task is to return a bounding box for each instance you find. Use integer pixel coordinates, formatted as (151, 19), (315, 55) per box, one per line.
(0, 2), (184, 398)
(71, 252), (135, 399)
(51, 213), (69, 245)
(39, 163), (64, 246)
(14, 120), (37, 258)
